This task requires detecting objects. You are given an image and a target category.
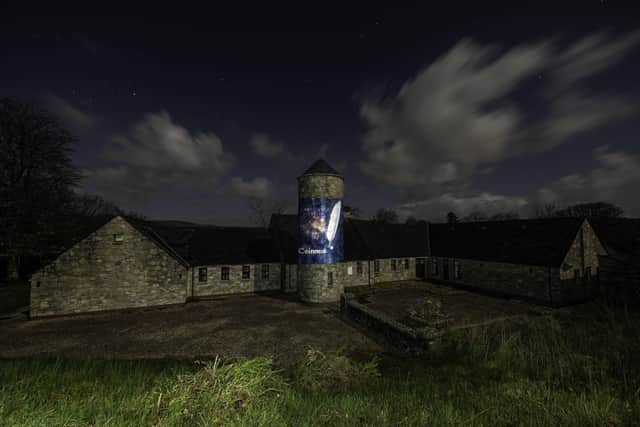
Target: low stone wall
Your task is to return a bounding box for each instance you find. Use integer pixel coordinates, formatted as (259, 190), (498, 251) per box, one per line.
(340, 293), (438, 354)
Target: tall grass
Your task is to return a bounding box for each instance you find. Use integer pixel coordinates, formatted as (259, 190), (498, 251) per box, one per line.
(1, 299), (639, 426)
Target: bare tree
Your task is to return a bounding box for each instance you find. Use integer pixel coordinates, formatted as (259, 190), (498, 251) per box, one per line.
(462, 211), (487, 222)
(533, 202), (559, 218)
(343, 205), (362, 218)
(247, 197), (288, 229)
(554, 202), (624, 219)
(0, 97), (81, 279)
(372, 208), (399, 223)
(489, 211), (520, 221)
(446, 211), (459, 224)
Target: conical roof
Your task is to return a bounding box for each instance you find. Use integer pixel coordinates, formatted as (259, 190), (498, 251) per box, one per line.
(299, 158), (342, 177)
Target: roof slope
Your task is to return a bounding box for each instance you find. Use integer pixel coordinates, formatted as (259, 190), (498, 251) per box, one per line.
(429, 218), (584, 267)
(127, 218), (280, 266)
(299, 158), (342, 176)
(590, 218), (640, 264)
(349, 219), (429, 258)
(268, 214), (428, 262)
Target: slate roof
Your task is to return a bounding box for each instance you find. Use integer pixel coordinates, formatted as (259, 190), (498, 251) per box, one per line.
(349, 219), (429, 259)
(126, 218), (280, 266)
(299, 158), (342, 177)
(268, 214), (428, 262)
(429, 218), (584, 267)
(590, 218), (640, 264)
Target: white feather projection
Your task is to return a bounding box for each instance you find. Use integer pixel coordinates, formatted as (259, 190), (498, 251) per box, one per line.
(325, 200), (341, 245)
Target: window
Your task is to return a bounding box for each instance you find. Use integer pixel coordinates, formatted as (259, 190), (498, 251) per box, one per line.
(347, 265), (353, 275)
(374, 259), (380, 274)
(221, 266), (230, 281)
(454, 261), (461, 280)
(242, 265), (251, 280)
(261, 264), (269, 279)
(432, 259), (439, 276)
(574, 269), (580, 282)
(356, 261), (363, 274)
(404, 259), (409, 270)
(327, 271), (333, 287)
(585, 266), (591, 282)
(391, 259), (397, 271)
(113, 234), (124, 243)
(198, 267), (207, 282)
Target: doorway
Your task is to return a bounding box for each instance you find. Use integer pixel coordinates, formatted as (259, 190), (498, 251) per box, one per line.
(415, 258), (425, 279)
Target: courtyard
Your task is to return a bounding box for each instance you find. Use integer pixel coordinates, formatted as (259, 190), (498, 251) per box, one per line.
(0, 281), (558, 364)
(0, 291), (383, 366)
(345, 280), (553, 330)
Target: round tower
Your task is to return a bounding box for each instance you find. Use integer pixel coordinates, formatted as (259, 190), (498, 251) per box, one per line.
(297, 159), (344, 303)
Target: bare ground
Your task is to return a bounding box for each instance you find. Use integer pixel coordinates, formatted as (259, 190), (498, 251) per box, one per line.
(0, 291), (383, 366)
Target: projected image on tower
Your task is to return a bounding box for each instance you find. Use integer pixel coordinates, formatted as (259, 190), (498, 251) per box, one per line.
(298, 198), (343, 264)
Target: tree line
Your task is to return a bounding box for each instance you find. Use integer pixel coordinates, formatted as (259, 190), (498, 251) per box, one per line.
(0, 97), (144, 281)
(346, 201), (624, 225)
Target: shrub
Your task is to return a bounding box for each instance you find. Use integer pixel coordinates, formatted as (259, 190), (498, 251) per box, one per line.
(292, 347), (380, 392)
(408, 297), (446, 322)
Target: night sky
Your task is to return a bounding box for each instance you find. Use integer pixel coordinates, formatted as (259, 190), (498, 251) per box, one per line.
(2, 3), (640, 225)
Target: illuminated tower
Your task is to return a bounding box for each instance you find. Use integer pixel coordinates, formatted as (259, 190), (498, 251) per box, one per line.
(297, 159), (344, 303)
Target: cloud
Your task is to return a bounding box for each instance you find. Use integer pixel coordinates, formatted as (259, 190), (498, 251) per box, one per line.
(43, 94), (95, 130)
(249, 133), (290, 158)
(359, 32), (640, 200)
(229, 176), (273, 199)
(537, 147), (640, 216)
(396, 192), (529, 221)
(83, 111), (234, 203)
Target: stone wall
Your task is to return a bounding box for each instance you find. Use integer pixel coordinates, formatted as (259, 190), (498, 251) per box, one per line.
(283, 263), (298, 293)
(191, 263), (281, 298)
(298, 264), (343, 303)
(297, 174), (344, 199)
(598, 256), (640, 303)
(559, 219), (606, 281)
(30, 216), (188, 317)
(370, 257), (418, 285)
(428, 257), (556, 303)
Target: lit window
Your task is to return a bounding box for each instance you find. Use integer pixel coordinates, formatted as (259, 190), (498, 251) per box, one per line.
(198, 267), (207, 282)
(221, 266), (230, 281)
(261, 264), (269, 279)
(113, 234), (124, 243)
(242, 265), (251, 280)
(347, 266), (353, 275)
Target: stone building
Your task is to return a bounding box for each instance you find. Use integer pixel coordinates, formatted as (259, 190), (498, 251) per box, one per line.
(28, 158), (628, 317)
(590, 218), (640, 302)
(428, 218), (607, 306)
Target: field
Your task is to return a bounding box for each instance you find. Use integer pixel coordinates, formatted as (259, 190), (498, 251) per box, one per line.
(1, 283), (639, 426)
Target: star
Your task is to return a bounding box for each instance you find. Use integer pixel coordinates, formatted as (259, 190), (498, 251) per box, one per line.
(132, 91), (137, 96)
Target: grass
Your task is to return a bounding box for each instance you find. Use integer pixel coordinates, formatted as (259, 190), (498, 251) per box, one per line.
(1, 299), (639, 426)
(0, 279), (29, 313)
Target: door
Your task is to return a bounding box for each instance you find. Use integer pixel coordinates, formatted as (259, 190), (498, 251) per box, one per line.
(443, 259), (450, 280)
(415, 258), (425, 279)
